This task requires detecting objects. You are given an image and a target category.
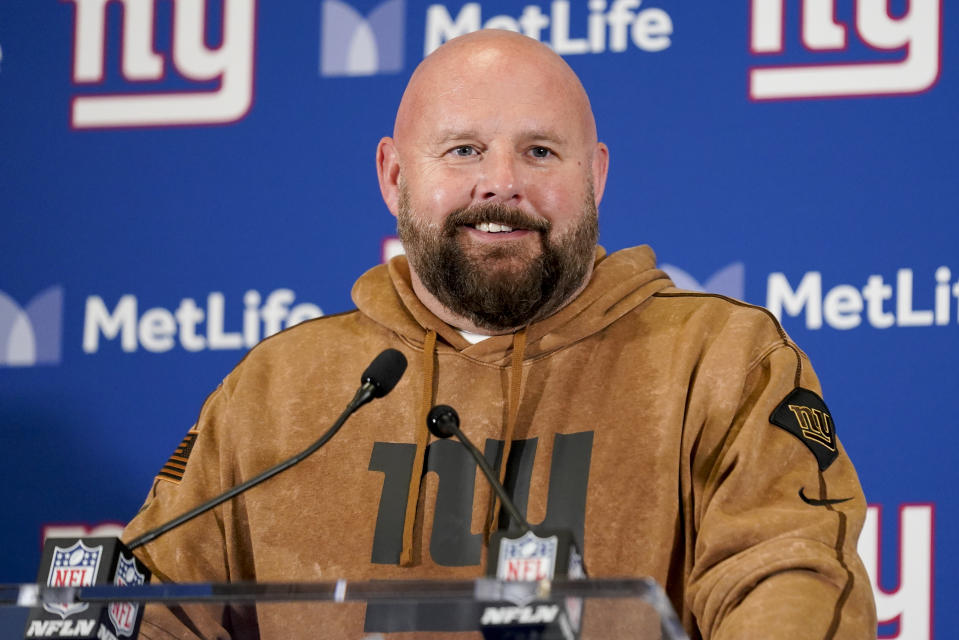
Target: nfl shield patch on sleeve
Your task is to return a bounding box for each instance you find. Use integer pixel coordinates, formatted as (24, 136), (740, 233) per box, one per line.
(770, 388), (838, 471)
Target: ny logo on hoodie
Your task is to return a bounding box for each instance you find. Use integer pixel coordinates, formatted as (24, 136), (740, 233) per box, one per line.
(365, 431), (593, 633)
(368, 431), (593, 566)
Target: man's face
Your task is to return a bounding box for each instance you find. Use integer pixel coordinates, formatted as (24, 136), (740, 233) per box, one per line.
(379, 35), (609, 331)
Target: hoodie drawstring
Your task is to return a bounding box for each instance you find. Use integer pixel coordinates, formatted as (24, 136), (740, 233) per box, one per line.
(399, 328), (437, 566)
(486, 327), (527, 537)
(399, 327), (528, 565)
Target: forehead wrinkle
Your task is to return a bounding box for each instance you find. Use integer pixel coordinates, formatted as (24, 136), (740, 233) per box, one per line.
(522, 130), (568, 145)
(432, 128), (480, 143)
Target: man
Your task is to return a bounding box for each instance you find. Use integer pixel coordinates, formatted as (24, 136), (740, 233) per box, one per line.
(123, 31), (877, 639)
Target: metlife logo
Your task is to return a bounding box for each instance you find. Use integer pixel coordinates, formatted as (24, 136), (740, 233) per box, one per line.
(1, 287), (324, 361)
(321, 0), (405, 76)
(768, 267), (959, 330)
(0, 287), (63, 367)
(660, 263), (745, 301)
(748, 0), (942, 100)
(423, 0), (673, 56)
(64, 0), (257, 128)
(320, 0), (673, 78)
(643, 262), (959, 333)
(82, 289), (323, 354)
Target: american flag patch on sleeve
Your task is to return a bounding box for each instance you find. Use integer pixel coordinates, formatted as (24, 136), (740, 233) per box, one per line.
(157, 426), (200, 484)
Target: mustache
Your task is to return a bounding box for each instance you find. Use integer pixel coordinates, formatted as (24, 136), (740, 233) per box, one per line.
(442, 203), (551, 236)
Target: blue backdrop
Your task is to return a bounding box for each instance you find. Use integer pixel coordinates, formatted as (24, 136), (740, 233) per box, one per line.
(1, 1), (953, 638)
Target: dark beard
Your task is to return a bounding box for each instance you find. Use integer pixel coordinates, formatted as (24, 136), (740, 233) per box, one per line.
(397, 186), (599, 332)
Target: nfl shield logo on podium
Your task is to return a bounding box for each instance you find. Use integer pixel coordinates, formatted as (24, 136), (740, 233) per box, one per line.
(25, 537), (151, 639)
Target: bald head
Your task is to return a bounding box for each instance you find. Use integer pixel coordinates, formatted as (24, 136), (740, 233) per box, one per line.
(394, 30), (598, 151)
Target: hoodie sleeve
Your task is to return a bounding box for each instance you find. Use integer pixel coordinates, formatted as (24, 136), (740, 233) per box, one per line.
(121, 382), (250, 640)
(685, 341), (877, 640)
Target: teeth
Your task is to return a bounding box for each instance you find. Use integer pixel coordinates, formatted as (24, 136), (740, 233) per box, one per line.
(476, 222), (514, 233)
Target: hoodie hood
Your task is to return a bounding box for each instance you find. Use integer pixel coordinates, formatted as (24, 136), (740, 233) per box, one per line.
(351, 245), (674, 363)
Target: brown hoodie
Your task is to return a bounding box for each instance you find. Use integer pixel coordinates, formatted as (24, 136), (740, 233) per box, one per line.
(123, 245), (877, 639)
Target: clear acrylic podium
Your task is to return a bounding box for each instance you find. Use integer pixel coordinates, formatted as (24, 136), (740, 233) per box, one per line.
(5, 577), (689, 639)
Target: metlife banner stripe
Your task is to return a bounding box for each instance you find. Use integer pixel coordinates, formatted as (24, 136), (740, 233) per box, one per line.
(0, 1), (955, 638)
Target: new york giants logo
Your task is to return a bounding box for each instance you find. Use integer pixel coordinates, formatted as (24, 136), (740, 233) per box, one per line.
(749, 0), (941, 100)
(786, 403), (835, 450)
(368, 432), (592, 566)
(364, 432), (592, 633)
(64, 0), (257, 129)
(859, 503), (935, 639)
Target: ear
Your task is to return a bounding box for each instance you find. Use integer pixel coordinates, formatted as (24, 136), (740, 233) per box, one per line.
(377, 137), (401, 217)
(591, 142), (610, 207)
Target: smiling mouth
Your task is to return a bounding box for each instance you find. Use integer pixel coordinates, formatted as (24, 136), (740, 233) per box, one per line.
(445, 204), (550, 237)
(471, 221), (518, 233)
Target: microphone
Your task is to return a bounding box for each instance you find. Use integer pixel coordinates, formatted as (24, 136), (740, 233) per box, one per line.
(25, 349), (407, 640)
(129, 348), (407, 550)
(427, 405), (532, 536)
(355, 347), (408, 405)
(426, 405), (584, 640)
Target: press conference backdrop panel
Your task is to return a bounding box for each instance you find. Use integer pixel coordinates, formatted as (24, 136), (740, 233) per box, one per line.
(0, 2), (954, 638)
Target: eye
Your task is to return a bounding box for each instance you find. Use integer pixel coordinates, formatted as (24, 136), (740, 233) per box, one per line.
(450, 145), (478, 157)
(529, 146), (553, 159)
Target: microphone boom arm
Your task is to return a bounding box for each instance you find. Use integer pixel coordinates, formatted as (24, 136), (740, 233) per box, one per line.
(447, 423), (532, 536)
(128, 349), (407, 550)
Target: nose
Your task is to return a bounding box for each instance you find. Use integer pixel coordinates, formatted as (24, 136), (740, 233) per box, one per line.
(474, 147), (523, 204)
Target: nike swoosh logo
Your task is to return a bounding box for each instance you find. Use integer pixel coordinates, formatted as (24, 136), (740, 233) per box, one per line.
(799, 488), (853, 506)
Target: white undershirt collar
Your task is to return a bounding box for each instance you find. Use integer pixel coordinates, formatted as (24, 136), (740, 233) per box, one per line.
(457, 329), (492, 344)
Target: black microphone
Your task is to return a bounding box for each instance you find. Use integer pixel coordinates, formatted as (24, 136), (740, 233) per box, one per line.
(356, 347), (408, 404)
(25, 349), (407, 640)
(427, 405), (532, 535)
(426, 405), (584, 640)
